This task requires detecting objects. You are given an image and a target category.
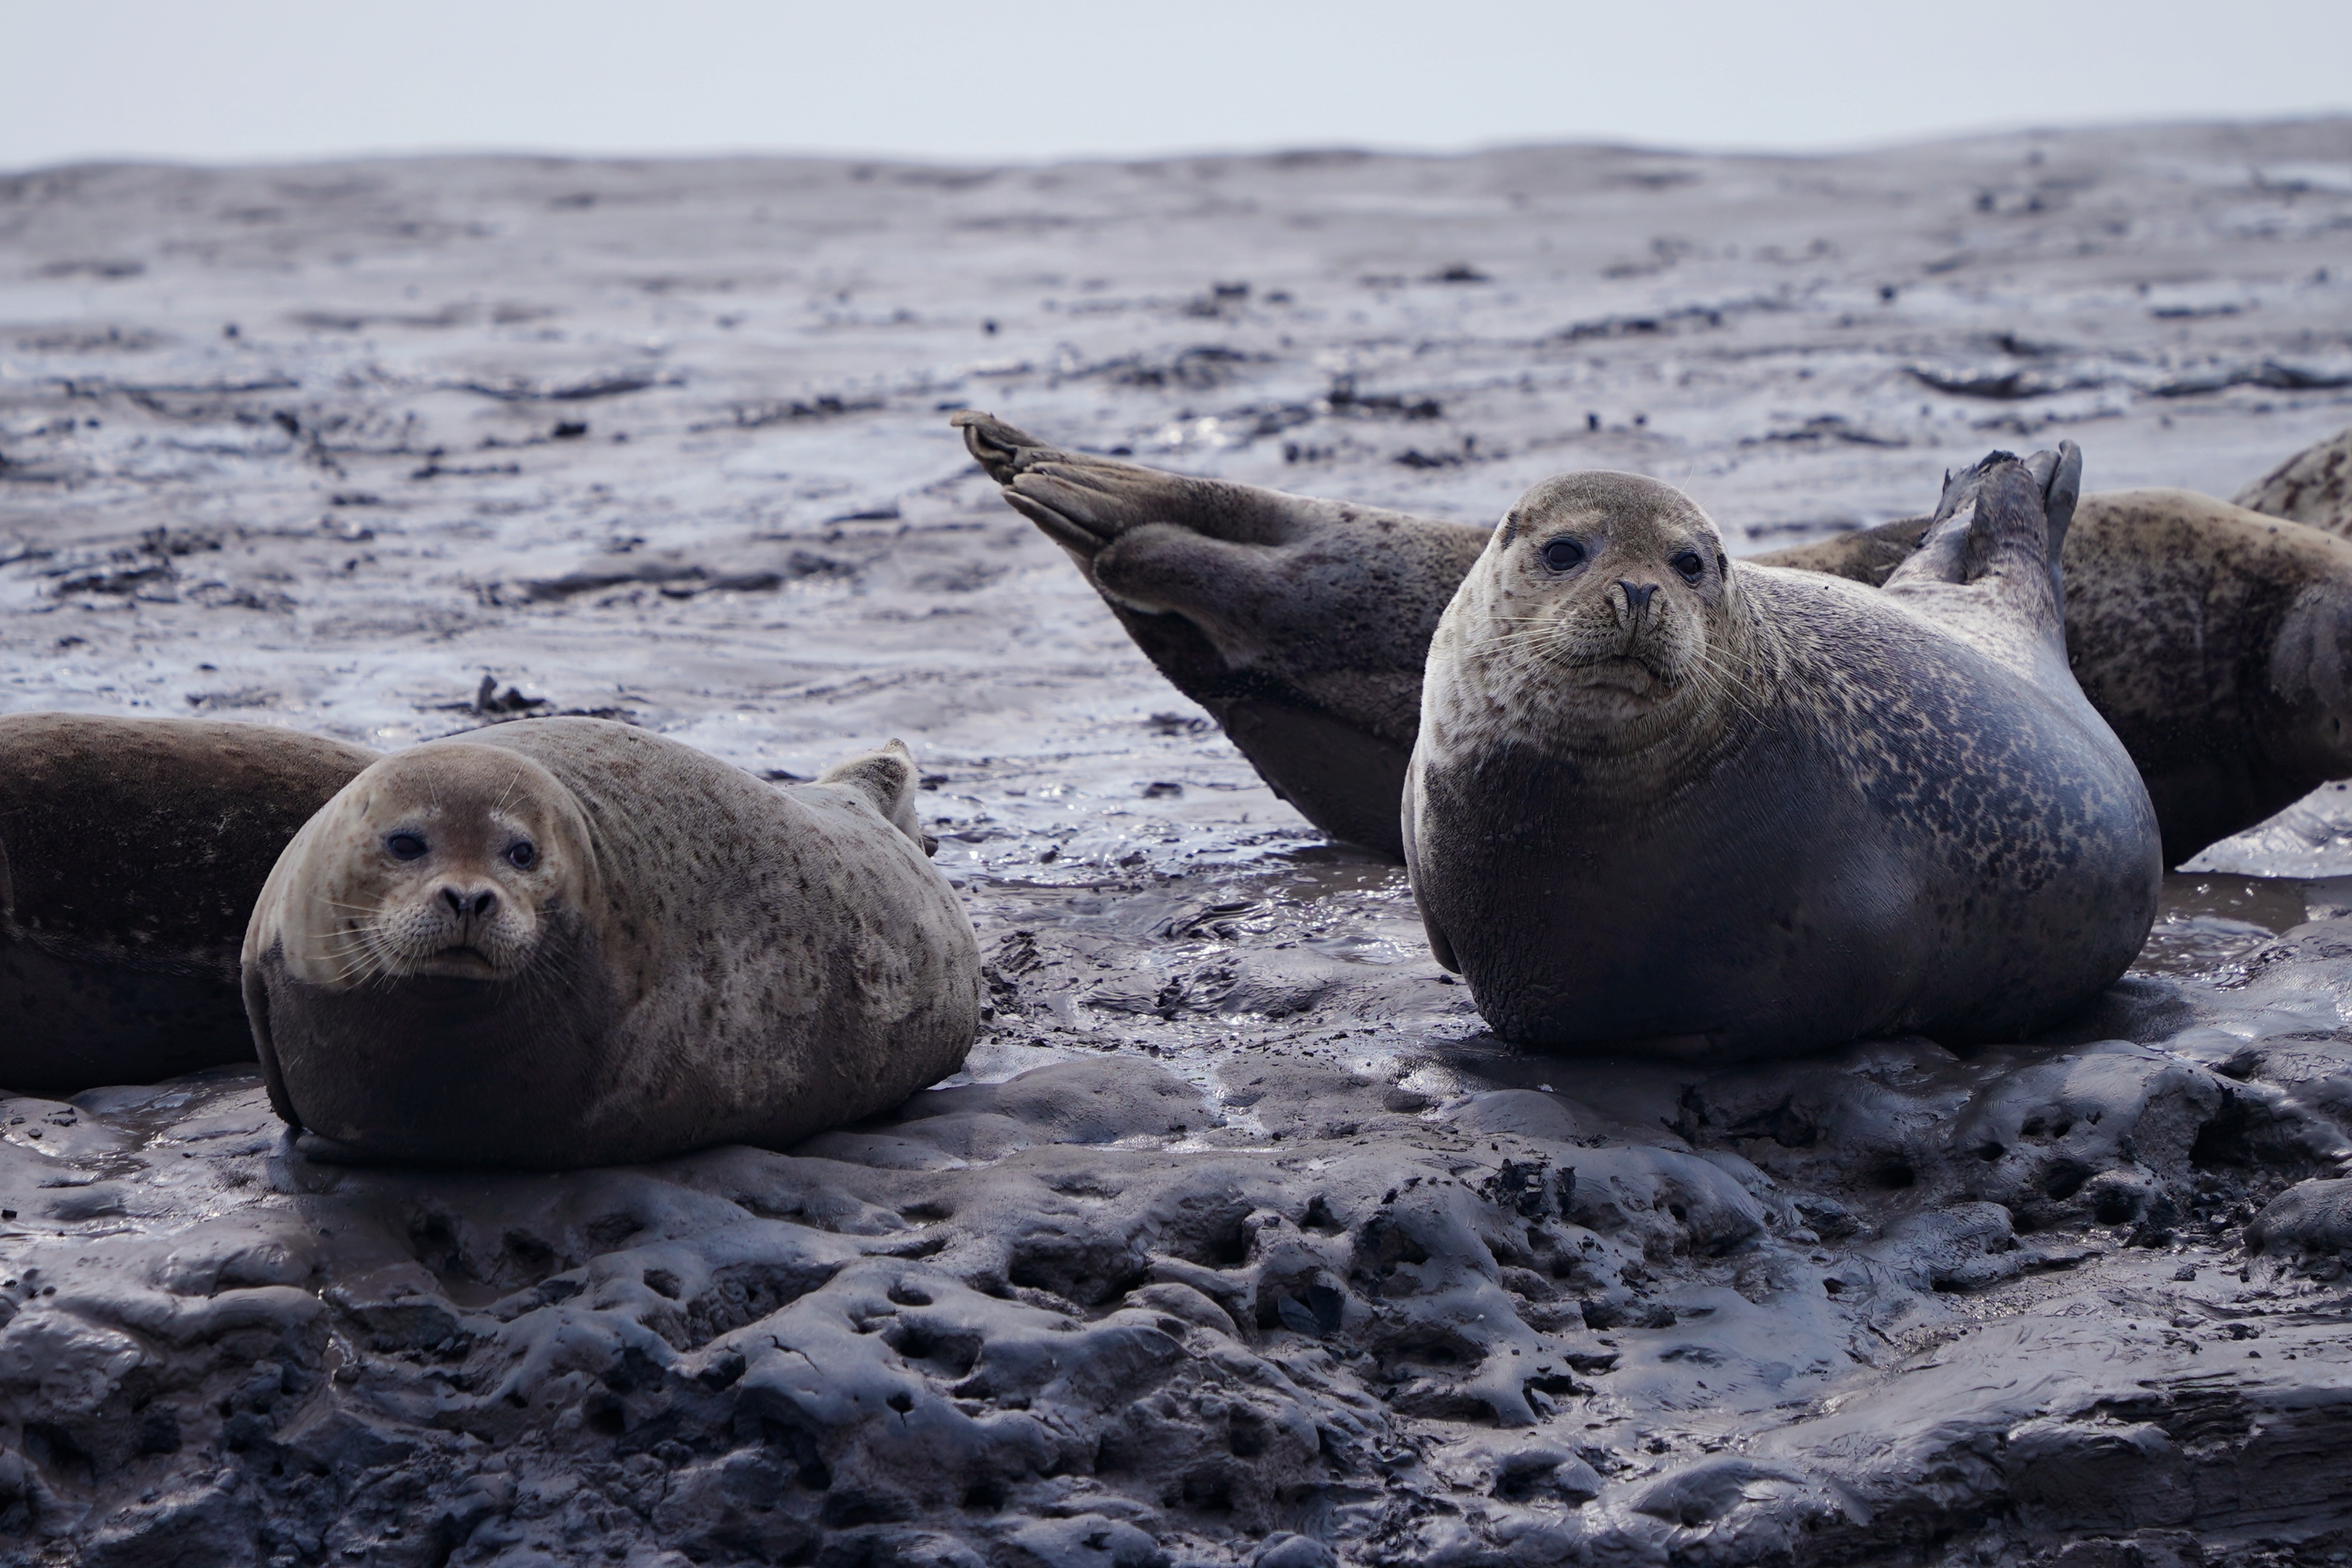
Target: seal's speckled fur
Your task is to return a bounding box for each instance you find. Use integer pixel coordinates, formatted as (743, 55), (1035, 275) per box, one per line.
(1405, 447), (2162, 1058)
(1768, 486), (2352, 865)
(965, 417), (2352, 870)
(243, 719), (980, 1167)
(0, 714), (376, 1090)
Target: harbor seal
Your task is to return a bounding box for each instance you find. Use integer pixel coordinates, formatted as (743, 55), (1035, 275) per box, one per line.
(1762, 486), (2352, 865)
(2234, 423), (2352, 535)
(959, 413), (2352, 865)
(956, 411), (1485, 853)
(1405, 447), (2160, 1056)
(242, 718), (980, 1167)
(1, 714), (376, 1091)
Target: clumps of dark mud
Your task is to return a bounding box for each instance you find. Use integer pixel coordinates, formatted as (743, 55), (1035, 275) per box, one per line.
(12, 910), (2352, 1566)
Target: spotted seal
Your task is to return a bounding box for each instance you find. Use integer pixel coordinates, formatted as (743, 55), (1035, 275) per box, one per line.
(242, 719), (979, 1167)
(0, 714), (376, 1091)
(959, 413), (2352, 866)
(1405, 446), (2158, 1056)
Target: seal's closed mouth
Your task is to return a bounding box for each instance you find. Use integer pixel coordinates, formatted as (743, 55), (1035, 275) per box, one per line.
(1567, 652), (1672, 687)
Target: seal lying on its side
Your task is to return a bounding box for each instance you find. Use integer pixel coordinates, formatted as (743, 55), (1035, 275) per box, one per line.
(1, 714), (377, 1091)
(243, 719), (979, 1167)
(956, 409), (1486, 854)
(1405, 448), (2159, 1058)
(957, 413), (2352, 867)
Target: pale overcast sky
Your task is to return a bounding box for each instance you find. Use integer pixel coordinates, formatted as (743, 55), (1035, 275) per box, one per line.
(5, 0), (2348, 170)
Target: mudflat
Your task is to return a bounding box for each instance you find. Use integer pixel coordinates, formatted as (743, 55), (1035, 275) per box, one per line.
(4, 123), (2352, 1565)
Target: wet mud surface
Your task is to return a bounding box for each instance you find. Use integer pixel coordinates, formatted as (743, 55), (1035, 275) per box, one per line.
(6, 122), (2352, 1566)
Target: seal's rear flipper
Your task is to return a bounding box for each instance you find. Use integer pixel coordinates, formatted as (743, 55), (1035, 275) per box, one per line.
(952, 412), (1484, 864)
(2025, 441), (2083, 603)
(1883, 444), (2079, 653)
(954, 410), (1058, 487)
(817, 740), (934, 854)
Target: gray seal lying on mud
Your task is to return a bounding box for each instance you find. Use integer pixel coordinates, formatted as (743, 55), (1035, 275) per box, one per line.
(957, 414), (2352, 866)
(0, 714), (376, 1090)
(243, 719), (979, 1167)
(1405, 447), (2157, 1058)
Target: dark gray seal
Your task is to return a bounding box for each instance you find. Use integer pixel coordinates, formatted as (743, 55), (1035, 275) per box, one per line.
(1405, 448), (2159, 1057)
(243, 719), (980, 1167)
(956, 410), (1484, 853)
(959, 414), (2352, 866)
(0, 714), (376, 1091)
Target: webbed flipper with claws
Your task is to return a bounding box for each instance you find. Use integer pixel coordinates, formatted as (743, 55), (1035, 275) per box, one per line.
(955, 412), (1486, 857)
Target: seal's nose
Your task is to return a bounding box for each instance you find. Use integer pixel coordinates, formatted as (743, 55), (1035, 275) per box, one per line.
(1614, 580), (1658, 627)
(439, 886), (498, 920)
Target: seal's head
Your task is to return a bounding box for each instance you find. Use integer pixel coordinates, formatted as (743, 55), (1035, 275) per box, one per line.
(1429, 471), (1746, 756)
(276, 743), (594, 988)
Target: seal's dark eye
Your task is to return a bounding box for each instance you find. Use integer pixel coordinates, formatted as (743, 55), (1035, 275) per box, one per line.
(1540, 539), (1585, 572)
(505, 841), (536, 870)
(1672, 550), (1706, 584)
(385, 833), (428, 861)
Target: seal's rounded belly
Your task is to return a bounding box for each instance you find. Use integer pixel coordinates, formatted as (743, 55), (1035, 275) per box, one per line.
(1405, 447), (2160, 1060)
(242, 718), (980, 1167)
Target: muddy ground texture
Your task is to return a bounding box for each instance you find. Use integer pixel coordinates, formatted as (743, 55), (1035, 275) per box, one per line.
(6, 122), (2352, 1567)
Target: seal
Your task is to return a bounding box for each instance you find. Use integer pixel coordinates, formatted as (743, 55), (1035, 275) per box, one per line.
(242, 719), (981, 1167)
(1405, 447), (2160, 1057)
(1760, 487), (2352, 864)
(2233, 422), (2352, 535)
(955, 410), (1485, 853)
(960, 414), (2352, 865)
(1, 714), (377, 1091)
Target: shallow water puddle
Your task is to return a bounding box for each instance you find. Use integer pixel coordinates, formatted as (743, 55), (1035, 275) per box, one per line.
(2132, 871), (2329, 979)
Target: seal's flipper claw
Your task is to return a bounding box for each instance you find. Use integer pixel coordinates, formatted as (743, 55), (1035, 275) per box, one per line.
(952, 410), (1063, 485)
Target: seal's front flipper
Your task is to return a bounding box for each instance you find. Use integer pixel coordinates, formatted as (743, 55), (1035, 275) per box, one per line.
(1401, 766), (1458, 971)
(815, 739), (933, 853)
(243, 959), (303, 1130)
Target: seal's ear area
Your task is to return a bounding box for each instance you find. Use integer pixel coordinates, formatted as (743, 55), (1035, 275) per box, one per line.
(816, 739), (928, 850)
(952, 410), (1063, 486)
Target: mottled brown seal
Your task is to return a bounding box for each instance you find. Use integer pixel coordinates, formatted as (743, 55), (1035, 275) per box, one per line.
(242, 719), (980, 1167)
(1, 714), (377, 1091)
(1405, 447), (2159, 1057)
(960, 414), (2352, 866)
(2234, 422), (2352, 535)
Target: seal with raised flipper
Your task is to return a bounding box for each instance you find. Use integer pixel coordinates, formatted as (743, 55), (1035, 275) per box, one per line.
(959, 413), (2352, 867)
(955, 409), (1485, 854)
(1, 714), (377, 1091)
(242, 719), (980, 1167)
(1404, 446), (2160, 1058)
